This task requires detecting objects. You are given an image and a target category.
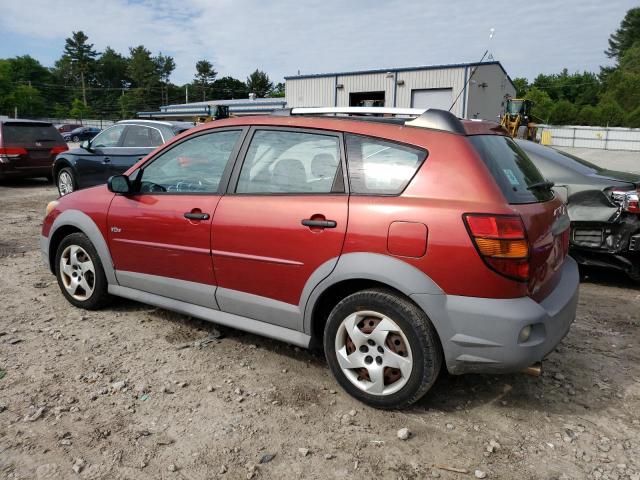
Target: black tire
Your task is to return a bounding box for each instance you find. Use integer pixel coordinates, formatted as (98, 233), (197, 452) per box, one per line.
(56, 167), (76, 196)
(324, 288), (442, 409)
(72, 135), (80, 142)
(55, 232), (110, 310)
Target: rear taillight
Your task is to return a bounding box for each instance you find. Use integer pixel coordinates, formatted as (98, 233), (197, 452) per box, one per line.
(463, 214), (529, 281)
(611, 189), (640, 214)
(51, 145), (68, 155)
(0, 147), (27, 162)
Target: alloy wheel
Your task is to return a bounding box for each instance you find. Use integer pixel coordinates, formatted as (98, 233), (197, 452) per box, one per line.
(58, 171), (74, 195)
(59, 245), (95, 301)
(334, 310), (413, 396)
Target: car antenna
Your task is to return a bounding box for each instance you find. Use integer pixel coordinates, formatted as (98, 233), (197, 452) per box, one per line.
(449, 28), (494, 113)
(448, 49), (488, 113)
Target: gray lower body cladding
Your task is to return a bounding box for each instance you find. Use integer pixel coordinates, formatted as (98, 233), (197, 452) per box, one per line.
(412, 257), (579, 375)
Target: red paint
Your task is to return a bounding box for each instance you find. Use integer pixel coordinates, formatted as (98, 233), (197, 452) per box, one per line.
(387, 222), (428, 258)
(107, 194), (222, 285)
(212, 195), (348, 305)
(43, 114), (569, 305)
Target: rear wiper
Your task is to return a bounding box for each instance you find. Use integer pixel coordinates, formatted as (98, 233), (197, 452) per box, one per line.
(527, 180), (555, 191)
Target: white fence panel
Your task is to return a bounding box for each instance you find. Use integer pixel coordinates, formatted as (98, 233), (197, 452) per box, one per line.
(536, 125), (640, 151)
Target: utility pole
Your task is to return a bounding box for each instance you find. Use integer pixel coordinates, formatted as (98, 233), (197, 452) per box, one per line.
(185, 84), (189, 104)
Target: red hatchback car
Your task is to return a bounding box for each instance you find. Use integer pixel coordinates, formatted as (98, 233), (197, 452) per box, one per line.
(41, 108), (579, 409)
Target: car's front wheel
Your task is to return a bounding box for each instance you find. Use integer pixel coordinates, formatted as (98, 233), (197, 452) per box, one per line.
(57, 167), (76, 196)
(55, 233), (110, 310)
(324, 289), (442, 409)
(72, 135), (80, 142)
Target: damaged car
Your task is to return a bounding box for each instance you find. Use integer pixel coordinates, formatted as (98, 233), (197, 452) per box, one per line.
(517, 140), (640, 282)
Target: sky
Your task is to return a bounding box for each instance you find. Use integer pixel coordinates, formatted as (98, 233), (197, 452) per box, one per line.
(0, 0), (636, 85)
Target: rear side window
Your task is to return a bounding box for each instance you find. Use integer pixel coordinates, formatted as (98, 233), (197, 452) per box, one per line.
(122, 126), (164, 148)
(469, 135), (553, 204)
(345, 134), (426, 195)
(2, 123), (62, 144)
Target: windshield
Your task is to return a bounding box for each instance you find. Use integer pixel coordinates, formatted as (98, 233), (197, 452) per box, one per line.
(2, 123), (62, 144)
(469, 135), (554, 204)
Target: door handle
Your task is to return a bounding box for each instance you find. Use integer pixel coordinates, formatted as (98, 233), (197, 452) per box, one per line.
(102, 157), (111, 164)
(184, 212), (210, 220)
(301, 219), (337, 228)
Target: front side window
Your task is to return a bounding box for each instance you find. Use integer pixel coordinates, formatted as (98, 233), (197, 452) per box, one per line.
(236, 130), (341, 194)
(345, 134), (427, 195)
(138, 130), (241, 193)
(92, 125), (127, 148)
(122, 126), (164, 148)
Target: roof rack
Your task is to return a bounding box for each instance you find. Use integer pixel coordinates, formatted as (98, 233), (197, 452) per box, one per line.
(273, 107), (466, 134)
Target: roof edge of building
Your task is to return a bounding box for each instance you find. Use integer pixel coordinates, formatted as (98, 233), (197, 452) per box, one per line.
(285, 60), (515, 90)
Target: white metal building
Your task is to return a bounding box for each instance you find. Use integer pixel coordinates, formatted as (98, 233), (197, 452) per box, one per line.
(285, 61), (516, 121)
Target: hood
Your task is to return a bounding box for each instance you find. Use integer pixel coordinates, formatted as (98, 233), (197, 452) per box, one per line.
(589, 168), (640, 187)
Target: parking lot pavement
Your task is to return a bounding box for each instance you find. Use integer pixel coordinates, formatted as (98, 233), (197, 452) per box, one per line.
(0, 179), (639, 480)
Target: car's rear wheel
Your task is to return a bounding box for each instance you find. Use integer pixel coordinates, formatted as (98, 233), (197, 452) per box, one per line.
(324, 288), (442, 409)
(55, 233), (110, 310)
(57, 167), (76, 196)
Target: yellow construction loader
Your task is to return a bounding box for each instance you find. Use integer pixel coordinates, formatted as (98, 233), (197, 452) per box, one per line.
(500, 98), (537, 140)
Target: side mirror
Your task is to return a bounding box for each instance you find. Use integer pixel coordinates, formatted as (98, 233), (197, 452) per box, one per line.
(107, 175), (131, 194)
(81, 140), (92, 151)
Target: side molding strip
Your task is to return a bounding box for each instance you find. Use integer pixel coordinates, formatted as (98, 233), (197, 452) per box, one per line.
(109, 284), (311, 348)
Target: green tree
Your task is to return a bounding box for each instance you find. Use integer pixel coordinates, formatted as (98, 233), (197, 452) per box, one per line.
(210, 76), (247, 99)
(96, 47), (129, 88)
(606, 7), (640, 62)
(512, 77), (529, 98)
(524, 87), (553, 123)
(69, 98), (92, 121)
(549, 99), (578, 125)
(194, 60), (217, 101)
(5, 85), (47, 117)
(246, 69), (273, 97)
(577, 105), (599, 125)
(155, 53), (175, 105)
(63, 31), (98, 106)
(626, 106), (640, 127)
(596, 99), (625, 126)
(270, 82), (285, 98)
(128, 45), (158, 88)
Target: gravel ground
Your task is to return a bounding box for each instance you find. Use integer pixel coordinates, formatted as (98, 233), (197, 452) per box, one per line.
(0, 179), (639, 480)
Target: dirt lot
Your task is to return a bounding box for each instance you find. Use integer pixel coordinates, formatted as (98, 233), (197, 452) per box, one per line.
(0, 179), (639, 480)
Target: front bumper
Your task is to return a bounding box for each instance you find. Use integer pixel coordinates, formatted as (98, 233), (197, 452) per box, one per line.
(412, 257), (580, 374)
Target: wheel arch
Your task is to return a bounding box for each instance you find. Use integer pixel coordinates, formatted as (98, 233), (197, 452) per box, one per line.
(47, 210), (117, 284)
(302, 252), (444, 347)
(53, 157), (76, 179)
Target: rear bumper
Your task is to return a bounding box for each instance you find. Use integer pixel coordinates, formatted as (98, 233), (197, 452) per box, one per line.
(0, 163), (51, 179)
(412, 257), (579, 374)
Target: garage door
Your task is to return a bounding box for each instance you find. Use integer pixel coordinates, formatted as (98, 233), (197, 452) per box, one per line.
(411, 88), (453, 110)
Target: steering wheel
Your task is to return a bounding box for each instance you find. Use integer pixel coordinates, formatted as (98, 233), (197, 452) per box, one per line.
(139, 181), (167, 193)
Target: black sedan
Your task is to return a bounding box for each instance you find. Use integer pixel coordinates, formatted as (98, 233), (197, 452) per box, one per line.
(62, 127), (102, 142)
(517, 140), (640, 282)
(53, 120), (193, 196)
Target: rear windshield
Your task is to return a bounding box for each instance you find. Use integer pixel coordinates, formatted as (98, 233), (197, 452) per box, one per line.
(2, 123), (62, 144)
(469, 135), (554, 204)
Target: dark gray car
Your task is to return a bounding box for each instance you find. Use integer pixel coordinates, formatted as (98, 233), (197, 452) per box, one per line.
(53, 120), (194, 196)
(517, 140), (640, 281)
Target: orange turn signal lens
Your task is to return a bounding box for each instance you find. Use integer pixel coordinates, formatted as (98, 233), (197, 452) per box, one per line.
(474, 238), (529, 259)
